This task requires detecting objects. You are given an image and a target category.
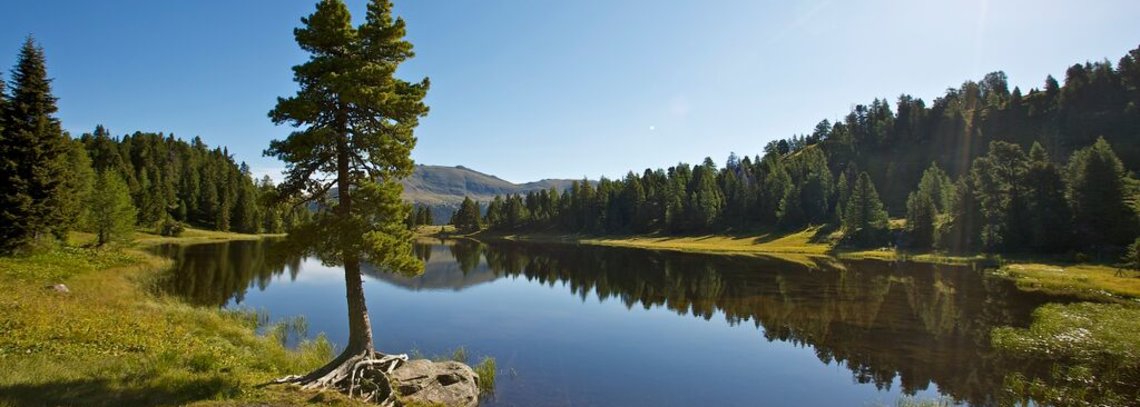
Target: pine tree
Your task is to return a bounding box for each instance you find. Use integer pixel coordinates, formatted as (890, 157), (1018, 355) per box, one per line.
(0, 38), (72, 252)
(905, 190), (936, 249)
(1067, 137), (1137, 247)
(484, 196), (503, 228)
(233, 163), (259, 233)
(453, 196), (481, 233)
(91, 170), (136, 246)
(905, 162), (952, 249)
(971, 141), (1030, 251)
(1025, 143), (1072, 251)
(835, 171), (849, 223)
(937, 175), (981, 253)
(843, 172), (889, 246)
(264, 0), (430, 387)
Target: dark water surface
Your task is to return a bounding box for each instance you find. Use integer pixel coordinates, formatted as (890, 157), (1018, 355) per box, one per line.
(153, 239), (1056, 406)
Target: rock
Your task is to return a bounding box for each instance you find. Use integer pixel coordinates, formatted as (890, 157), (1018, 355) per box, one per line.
(389, 359), (480, 407)
(45, 284), (69, 293)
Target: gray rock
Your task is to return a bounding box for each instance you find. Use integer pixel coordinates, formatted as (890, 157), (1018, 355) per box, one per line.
(390, 359), (480, 407)
(46, 284), (69, 293)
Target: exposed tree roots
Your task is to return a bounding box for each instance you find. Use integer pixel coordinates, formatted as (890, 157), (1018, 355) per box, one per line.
(273, 351), (409, 406)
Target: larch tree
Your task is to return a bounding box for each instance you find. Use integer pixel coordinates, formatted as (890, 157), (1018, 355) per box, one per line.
(1067, 137), (1137, 248)
(843, 172), (889, 246)
(1025, 143), (1072, 251)
(264, 0), (430, 398)
(91, 170), (137, 246)
(0, 37), (72, 253)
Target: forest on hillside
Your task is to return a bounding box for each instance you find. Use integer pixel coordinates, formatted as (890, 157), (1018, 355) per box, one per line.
(0, 38), (305, 253)
(472, 45), (1140, 256)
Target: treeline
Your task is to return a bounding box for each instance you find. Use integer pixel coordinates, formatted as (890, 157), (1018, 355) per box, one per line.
(0, 38), (304, 253)
(77, 127), (311, 234)
(472, 45), (1140, 254)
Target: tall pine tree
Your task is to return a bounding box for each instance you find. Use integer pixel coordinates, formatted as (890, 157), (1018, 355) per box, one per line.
(265, 0), (430, 392)
(843, 172), (889, 246)
(1067, 137), (1137, 248)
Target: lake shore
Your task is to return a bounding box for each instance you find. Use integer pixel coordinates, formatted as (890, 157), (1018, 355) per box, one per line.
(0, 229), (371, 407)
(425, 226), (1140, 302)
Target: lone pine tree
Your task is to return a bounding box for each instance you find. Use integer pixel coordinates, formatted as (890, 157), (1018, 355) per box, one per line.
(264, 0), (430, 399)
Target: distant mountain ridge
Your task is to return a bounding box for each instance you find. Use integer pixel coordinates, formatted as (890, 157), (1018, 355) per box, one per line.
(400, 165), (582, 223)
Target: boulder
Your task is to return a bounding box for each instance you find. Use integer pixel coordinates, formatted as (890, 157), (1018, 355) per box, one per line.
(390, 359), (480, 407)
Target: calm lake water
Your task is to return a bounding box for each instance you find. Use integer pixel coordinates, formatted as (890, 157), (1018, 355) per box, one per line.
(153, 239), (1056, 406)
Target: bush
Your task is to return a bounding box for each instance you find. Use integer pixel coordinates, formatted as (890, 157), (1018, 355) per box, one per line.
(158, 219), (186, 237)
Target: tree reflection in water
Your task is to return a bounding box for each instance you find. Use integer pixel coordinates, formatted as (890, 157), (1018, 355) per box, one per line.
(157, 238), (1066, 406)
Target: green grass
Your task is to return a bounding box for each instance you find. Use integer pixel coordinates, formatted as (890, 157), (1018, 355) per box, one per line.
(133, 227), (283, 247)
(0, 234), (370, 407)
(473, 357), (496, 395)
(993, 302), (1140, 406)
(996, 262), (1140, 301)
(481, 225), (1139, 301)
(480, 226), (839, 267)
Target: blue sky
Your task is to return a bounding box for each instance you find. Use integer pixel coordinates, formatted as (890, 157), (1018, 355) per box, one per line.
(2, 1), (1138, 183)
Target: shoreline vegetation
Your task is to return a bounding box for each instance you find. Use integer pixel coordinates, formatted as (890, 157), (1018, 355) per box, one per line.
(420, 225), (1138, 303)
(0, 229), (374, 407)
(425, 225), (1140, 404)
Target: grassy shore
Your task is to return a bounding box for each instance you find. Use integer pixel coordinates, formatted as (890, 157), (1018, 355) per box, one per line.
(448, 225), (1139, 301)
(996, 262), (1140, 302)
(0, 229), (369, 407)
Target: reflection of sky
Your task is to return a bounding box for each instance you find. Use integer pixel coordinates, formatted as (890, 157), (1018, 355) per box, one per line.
(225, 245), (944, 407)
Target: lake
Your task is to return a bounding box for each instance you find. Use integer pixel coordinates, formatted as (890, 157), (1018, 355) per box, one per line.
(153, 238), (1057, 406)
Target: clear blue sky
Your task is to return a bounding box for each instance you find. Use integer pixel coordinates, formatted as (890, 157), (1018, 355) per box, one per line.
(2, 1), (1138, 183)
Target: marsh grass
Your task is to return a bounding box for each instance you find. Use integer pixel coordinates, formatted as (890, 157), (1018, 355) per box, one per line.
(473, 356), (496, 394)
(997, 263), (1140, 301)
(992, 302), (1140, 406)
(0, 239), (366, 407)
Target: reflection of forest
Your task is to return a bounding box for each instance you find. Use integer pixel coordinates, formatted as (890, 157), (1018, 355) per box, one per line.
(465, 240), (1057, 406)
(157, 238), (1058, 405)
(361, 242), (499, 291)
(154, 240), (302, 307)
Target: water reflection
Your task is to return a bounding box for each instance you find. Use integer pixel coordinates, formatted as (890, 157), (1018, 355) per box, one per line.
(156, 238), (1058, 406)
(154, 239), (303, 307)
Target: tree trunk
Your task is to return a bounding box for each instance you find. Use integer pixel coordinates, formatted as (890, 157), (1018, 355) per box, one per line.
(283, 126), (379, 384)
(342, 257), (375, 354)
(335, 126), (376, 355)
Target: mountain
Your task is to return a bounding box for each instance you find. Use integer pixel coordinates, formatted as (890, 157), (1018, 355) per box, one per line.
(401, 165), (581, 223)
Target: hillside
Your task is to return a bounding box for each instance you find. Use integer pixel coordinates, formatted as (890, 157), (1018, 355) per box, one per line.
(401, 165), (581, 223)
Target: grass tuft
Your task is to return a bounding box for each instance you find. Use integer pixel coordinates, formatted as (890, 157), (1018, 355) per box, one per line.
(473, 356), (496, 395)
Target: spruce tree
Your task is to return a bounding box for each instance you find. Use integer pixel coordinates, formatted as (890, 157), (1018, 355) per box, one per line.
(265, 0), (430, 390)
(0, 38), (72, 252)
